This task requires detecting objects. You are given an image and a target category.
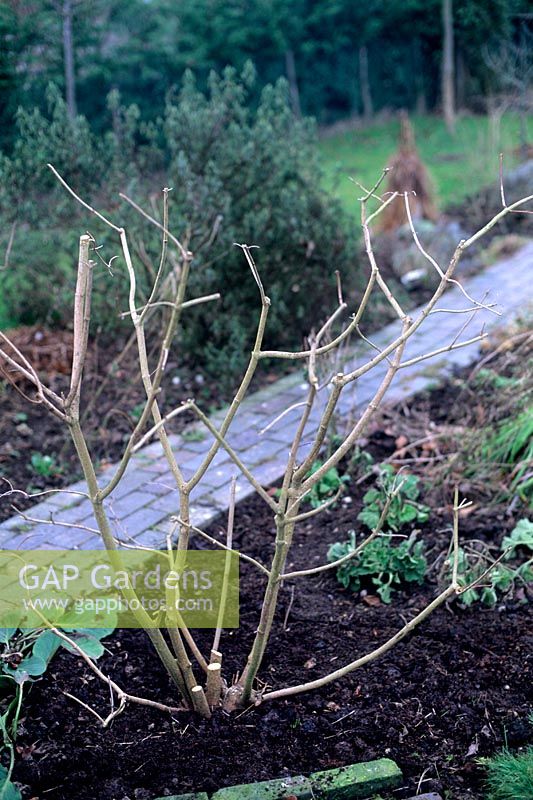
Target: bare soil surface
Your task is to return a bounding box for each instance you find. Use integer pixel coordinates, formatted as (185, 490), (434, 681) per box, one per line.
(5, 324), (533, 800)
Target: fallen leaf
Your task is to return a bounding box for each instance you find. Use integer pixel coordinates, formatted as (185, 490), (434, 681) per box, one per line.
(363, 595), (381, 607)
(458, 503), (477, 518)
(466, 739), (479, 757)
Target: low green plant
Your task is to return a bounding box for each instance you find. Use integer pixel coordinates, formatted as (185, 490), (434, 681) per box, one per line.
(479, 409), (533, 502)
(327, 532), (427, 603)
(501, 518), (533, 557)
(182, 427), (207, 443)
(305, 460), (350, 509)
(348, 445), (374, 476)
(0, 627), (113, 798)
(29, 452), (61, 478)
(0, 626), (113, 682)
(444, 519), (533, 607)
(473, 368), (520, 391)
(130, 403), (145, 423)
(358, 464), (429, 532)
(482, 746), (533, 800)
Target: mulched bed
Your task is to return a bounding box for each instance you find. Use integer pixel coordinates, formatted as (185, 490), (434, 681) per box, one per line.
(9, 346), (533, 799)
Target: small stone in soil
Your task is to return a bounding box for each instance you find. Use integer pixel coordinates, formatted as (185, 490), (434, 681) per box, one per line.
(405, 794), (443, 800)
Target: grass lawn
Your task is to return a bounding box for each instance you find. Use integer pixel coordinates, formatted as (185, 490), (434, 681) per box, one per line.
(318, 112), (531, 217)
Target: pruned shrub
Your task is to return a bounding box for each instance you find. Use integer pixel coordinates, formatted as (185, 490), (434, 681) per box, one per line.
(1, 164), (529, 719)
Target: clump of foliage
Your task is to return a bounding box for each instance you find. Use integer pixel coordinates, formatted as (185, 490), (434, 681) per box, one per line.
(502, 518), (533, 556)
(29, 452), (61, 478)
(482, 746), (533, 800)
(478, 409), (533, 502)
(328, 532), (427, 603)
(461, 339), (533, 507)
(444, 519), (533, 607)
(358, 463), (430, 532)
(0, 627), (112, 798)
(0, 68), (356, 384)
(304, 460), (350, 509)
(473, 367), (520, 391)
(327, 464), (430, 602)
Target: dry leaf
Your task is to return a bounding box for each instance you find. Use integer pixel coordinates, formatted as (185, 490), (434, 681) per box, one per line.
(458, 503), (477, 518)
(363, 595), (381, 607)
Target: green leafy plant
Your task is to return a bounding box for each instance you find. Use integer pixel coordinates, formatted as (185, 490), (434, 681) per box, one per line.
(130, 403), (145, 423)
(443, 519), (533, 607)
(182, 427), (207, 443)
(358, 464), (429, 532)
(0, 627), (113, 683)
(0, 626), (113, 798)
(327, 532), (427, 603)
(29, 452), (61, 478)
(305, 460), (350, 509)
(473, 367), (520, 391)
(482, 746), (533, 800)
(502, 518), (533, 557)
(479, 410), (533, 502)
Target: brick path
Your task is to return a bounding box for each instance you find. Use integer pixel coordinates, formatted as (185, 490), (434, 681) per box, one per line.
(1, 241), (531, 550)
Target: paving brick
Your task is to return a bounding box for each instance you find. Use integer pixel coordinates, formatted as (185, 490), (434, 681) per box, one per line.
(310, 758), (402, 799)
(138, 458), (173, 475)
(195, 480), (255, 511)
(106, 491), (156, 519)
(142, 478), (176, 496)
(252, 459), (285, 488)
(103, 468), (158, 500)
(238, 438), (287, 466)
(134, 529), (169, 549)
(149, 492), (182, 517)
(212, 774), (313, 799)
(118, 506), (169, 538)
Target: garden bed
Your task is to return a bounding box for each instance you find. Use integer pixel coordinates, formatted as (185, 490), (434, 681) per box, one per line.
(9, 328), (532, 800)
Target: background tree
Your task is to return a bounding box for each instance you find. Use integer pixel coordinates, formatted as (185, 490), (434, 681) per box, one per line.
(442, 0), (455, 134)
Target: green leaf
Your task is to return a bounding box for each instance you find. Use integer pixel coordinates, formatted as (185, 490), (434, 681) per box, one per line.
(0, 630), (16, 645)
(71, 627), (114, 640)
(0, 767), (22, 800)
(62, 633), (105, 660)
(502, 519), (533, 559)
(32, 630), (61, 665)
(328, 530), (427, 601)
(459, 587), (479, 607)
(14, 654), (47, 677)
(480, 587), (498, 607)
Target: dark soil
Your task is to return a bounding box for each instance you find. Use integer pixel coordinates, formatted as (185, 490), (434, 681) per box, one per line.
(9, 494), (532, 800)
(4, 319), (532, 800)
(9, 369), (533, 799)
